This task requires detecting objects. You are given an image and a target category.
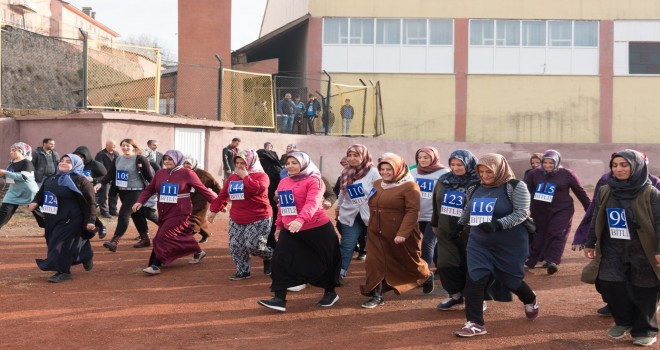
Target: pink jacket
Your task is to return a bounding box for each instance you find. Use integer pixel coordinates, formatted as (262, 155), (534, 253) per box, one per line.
(276, 176), (329, 231)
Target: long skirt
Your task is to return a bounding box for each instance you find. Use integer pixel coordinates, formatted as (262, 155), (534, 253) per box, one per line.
(152, 214), (200, 265)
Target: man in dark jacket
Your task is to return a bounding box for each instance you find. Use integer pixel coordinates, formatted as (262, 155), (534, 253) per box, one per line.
(73, 145), (108, 239)
(94, 139), (120, 218)
(223, 137), (241, 181)
(32, 138), (59, 186)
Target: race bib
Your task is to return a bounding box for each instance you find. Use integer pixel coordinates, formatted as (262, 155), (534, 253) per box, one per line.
(228, 181), (244, 200)
(533, 182), (557, 203)
(159, 183), (179, 204)
(82, 170), (91, 177)
(116, 170), (129, 188)
(440, 190), (465, 217)
(469, 198), (497, 226)
(347, 183), (367, 206)
(41, 191), (58, 215)
(278, 190), (298, 216)
(607, 208), (631, 240)
(416, 178), (435, 199)
(4, 169), (14, 184)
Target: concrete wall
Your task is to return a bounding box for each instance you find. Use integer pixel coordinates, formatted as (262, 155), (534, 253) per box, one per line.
(612, 76), (660, 143)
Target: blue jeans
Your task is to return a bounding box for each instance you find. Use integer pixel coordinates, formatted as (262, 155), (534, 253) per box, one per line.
(420, 221), (437, 270)
(280, 114), (294, 133)
(339, 217), (367, 276)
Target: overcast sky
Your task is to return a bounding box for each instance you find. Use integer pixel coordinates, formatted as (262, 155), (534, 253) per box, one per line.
(67, 0), (267, 61)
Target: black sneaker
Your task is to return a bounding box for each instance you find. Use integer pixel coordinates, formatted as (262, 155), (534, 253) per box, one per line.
(229, 272), (251, 281)
(83, 260), (93, 271)
(546, 262), (558, 275)
(437, 296), (464, 310)
(337, 275), (345, 286)
(263, 259), (272, 276)
(597, 304), (612, 317)
(422, 274), (434, 294)
(318, 291), (339, 307)
(48, 272), (72, 283)
(356, 253), (366, 261)
(258, 297), (286, 312)
(98, 227), (107, 240)
(361, 296), (384, 309)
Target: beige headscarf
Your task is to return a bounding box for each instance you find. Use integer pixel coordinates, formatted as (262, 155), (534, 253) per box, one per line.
(378, 153), (414, 190)
(476, 153), (515, 188)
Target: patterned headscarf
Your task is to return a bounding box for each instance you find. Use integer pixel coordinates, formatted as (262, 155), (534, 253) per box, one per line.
(415, 146), (445, 175)
(55, 154), (85, 195)
(10, 142), (32, 161)
(340, 144), (373, 191)
(236, 149), (264, 173)
(476, 153), (515, 188)
(286, 151), (322, 185)
(441, 149), (479, 186)
(541, 149), (561, 174)
(608, 149), (650, 200)
(184, 155), (198, 169)
(379, 153), (414, 190)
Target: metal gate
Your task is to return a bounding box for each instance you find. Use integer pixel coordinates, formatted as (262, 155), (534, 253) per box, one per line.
(174, 128), (206, 169)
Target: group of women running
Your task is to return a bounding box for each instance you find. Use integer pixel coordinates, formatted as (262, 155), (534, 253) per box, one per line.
(2, 137), (658, 346)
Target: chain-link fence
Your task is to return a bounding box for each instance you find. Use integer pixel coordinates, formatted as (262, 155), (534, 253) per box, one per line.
(273, 75), (330, 134)
(222, 68), (275, 128)
(86, 40), (161, 112)
(328, 83), (379, 136)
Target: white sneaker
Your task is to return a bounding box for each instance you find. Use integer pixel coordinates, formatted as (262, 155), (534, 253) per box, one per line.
(483, 301), (487, 311)
(189, 250), (207, 264)
(143, 265), (161, 275)
(287, 284), (307, 292)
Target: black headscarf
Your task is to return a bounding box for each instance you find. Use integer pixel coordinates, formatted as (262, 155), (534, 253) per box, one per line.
(608, 149), (650, 200)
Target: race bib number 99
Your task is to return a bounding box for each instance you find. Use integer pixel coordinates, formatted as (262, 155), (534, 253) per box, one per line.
(41, 191), (58, 215)
(440, 190), (465, 217)
(228, 181), (245, 200)
(278, 190), (298, 216)
(534, 182), (557, 203)
(116, 170), (129, 188)
(607, 208), (631, 240)
(469, 198), (497, 226)
(159, 183), (179, 204)
(416, 178), (435, 199)
(347, 183), (367, 206)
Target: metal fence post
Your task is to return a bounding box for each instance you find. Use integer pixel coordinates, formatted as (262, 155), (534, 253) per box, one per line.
(79, 28), (88, 109)
(215, 54), (223, 121)
(323, 70), (331, 135)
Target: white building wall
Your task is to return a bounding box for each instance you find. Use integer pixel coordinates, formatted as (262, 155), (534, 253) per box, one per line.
(260, 0), (310, 37)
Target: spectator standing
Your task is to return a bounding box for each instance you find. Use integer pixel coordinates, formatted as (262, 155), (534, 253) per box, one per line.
(223, 137), (241, 181)
(305, 94), (321, 134)
(146, 140), (164, 168)
(292, 95), (305, 135)
(277, 93), (295, 134)
(95, 139), (120, 218)
(340, 99), (355, 134)
(32, 138), (59, 187)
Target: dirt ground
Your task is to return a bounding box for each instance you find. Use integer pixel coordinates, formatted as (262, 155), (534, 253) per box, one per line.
(0, 196), (647, 349)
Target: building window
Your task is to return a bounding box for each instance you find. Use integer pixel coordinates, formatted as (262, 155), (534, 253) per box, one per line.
(548, 20), (572, 46)
(574, 21), (598, 47)
(376, 19), (401, 45)
(349, 18), (374, 44)
(629, 42), (660, 74)
(470, 20), (494, 45)
(403, 19), (426, 45)
(522, 21), (546, 46)
(323, 18), (348, 44)
(429, 19), (453, 45)
(496, 20), (520, 46)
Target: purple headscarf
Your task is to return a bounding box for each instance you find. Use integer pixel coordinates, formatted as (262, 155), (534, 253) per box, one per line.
(541, 149), (561, 174)
(286, 151), (322, 185)
(164, 150), (185, 173)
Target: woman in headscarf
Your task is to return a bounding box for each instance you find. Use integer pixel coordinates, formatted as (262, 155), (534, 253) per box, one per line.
(209, 149), (273, 280)
(258, 152), (341, 312)
(257, 144), (283, 250)
(453, 153), (539, 337)
(335, 144), (381, 284)
(431, 150), (480, 310)
(0, 142), (42, 230)
(29, 154), (96, 283)
(410, 146), (449, 269)
(524, 149), (590, 275)
(183, 155), (221, 243)
(583, 150), (660, 347)
(523, 153), (543, 181)
(134, 150), (216, 275)
(359, 153), (433, 309)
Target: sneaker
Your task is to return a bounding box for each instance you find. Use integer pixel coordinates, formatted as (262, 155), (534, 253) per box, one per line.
(287, 284), (307, 292)
(633, 336), (657, 346)
(263, 259), (272, 276)
(546, 262), (558, 275)
(337, 275), (345, 286)
(101, 212), (112, 219)
(361, 296), (384, 309)
(198, 232), (210, 243)
(189, 250), (207, 264)
(258, 297), (286, 312)
(98, 227), (107, 239)
(357, 253), (367, 261)
(48, 272), (72, 283)
(229, 272), (251, 280)
(83, 260), (93, 271)
(541, 262), (550, 268)
(597, 304), (612, 317)
(454, 321), (487, 337)
(437, 297), (464, 311)
(422, 274), (434, 294)
(318, 291), (339, 307)
(607, 325), (632, 339)
(483, 301), (488, 311)
(143, 265), (161, 275)
(524, 298), (540, 320)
